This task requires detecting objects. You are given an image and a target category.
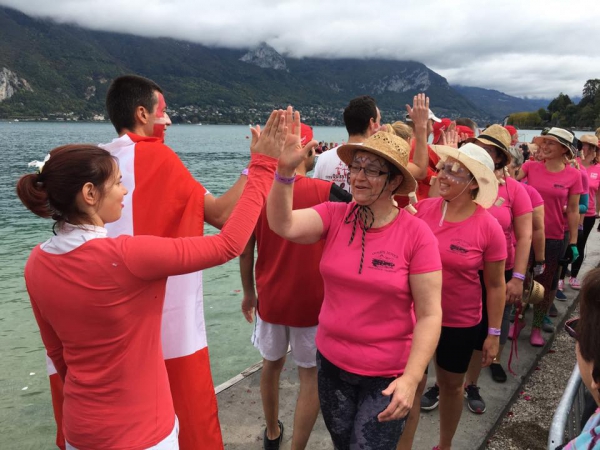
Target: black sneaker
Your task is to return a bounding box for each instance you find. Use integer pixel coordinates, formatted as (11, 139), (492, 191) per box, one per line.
(263, 420), (284, 450)
(490, 362), (507, 383)
(421, 384), (440, 411)
(465, 384), (486, 414)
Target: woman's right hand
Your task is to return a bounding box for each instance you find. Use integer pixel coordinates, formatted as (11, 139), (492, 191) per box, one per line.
(250, 109), (286, 159)
(277, 106), (317, 176)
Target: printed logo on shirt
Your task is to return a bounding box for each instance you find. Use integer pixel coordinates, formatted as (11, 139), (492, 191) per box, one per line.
(591, 173), (598, 179)
(449, 239), (470, 255)
(553, 183), (567, 189)
(370, 250), (398, 272)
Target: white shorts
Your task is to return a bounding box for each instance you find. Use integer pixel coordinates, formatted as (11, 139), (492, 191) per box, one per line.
(252, 314), (318, 368)
(66, 416), (179, 450)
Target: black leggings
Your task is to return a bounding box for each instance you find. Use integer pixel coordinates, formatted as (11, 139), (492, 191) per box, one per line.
(571, 216), (597, 277)
(316, 351), (406, 450)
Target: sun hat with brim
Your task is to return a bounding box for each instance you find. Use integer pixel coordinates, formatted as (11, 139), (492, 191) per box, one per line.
(532, 127), (575, 158)
(465, 124), (512, 164)
(430, 143), (499, 209)
(337, 131), (417, 195)
(578, 134), (599, 149)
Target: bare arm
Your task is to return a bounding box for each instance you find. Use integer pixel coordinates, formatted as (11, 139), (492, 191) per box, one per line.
(378, 270), (442, 422)
(531, 205), (545, 261)
(239, 234), (257, 323)
(204, 178), (247, 229)
(266, 107), (323, 244)
(405, 94), (429, 180)
(482, 260), (506, 367)
(567, 194), (580, 244)
(506, 212), (532, 304)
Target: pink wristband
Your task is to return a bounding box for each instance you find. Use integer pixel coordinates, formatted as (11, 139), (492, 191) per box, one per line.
(274, 171), (296, 184)
(488, 327), (501, 336)
(241, 168), (249, 176)
(512, 272), (525, 281)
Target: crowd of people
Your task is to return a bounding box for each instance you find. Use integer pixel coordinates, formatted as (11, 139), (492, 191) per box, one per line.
(16, 75), (600, 450)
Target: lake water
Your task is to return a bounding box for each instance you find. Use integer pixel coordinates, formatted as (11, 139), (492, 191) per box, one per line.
(0, 122), (586, 448)
(0, 122), (351, 448)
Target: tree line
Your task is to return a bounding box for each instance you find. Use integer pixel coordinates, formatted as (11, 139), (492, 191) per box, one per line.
(508, 79), (600, 129)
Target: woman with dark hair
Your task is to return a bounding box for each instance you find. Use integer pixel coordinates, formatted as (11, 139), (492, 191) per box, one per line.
(513, 128), (583, 347)
(569, 135), (600, 287)
(268, 113), (443, 449)
(16, 110), (288, 450)
(562, 268), (600, 449)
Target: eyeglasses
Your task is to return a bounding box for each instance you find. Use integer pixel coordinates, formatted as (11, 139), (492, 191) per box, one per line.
(438, 163), (473, 181)
(565, 317), (579, 339)
(349, 164), (389, 178)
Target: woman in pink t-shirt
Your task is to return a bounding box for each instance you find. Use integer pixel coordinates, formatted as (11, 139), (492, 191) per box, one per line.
(267, 122), (443, 449)
(570, 135), (600, 284)
(16, 110), (284, 450)
(514, 127), (583, 345)
(413, 143), (506, 450)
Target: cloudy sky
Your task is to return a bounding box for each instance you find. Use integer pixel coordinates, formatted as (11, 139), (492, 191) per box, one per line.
(1, 0), (598, 99)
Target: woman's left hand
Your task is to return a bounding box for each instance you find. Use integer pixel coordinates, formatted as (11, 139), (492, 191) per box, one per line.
(506, 278), (523, 305)
(377, 376), (415, 422)
(482, 336), (500, 367)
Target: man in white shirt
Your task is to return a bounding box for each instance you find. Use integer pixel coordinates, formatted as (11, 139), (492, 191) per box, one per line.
(313, 96), (381, 192)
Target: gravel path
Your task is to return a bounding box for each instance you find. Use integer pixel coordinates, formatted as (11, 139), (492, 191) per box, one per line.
(486, 305), (578, 450)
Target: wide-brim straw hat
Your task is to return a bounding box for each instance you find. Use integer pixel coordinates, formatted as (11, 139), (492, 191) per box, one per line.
(337, 131), (417, 195)
(430, 143), (499, 209)
(532, 127), (575, 158)
(465, 124), (512, 164)
(579, 134), (599, 150)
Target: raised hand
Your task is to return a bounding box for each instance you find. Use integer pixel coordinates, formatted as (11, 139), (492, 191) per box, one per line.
(440, 122), (459, 148)
(278, 106), (317, 175)
(251, 110), (286, 159)
(406, 93), (429, 129)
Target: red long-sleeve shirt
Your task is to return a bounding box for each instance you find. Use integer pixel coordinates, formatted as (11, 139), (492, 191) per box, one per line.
(24, 154), (276, 450)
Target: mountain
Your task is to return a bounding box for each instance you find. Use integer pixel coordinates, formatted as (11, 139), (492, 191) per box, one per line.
(452, 85), (550, 120)
(0, 6), (518, 124)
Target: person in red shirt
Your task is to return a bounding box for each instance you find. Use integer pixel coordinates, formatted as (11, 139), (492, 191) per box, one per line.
(16, 110), (292, 450)
(239, 124), (350, 449)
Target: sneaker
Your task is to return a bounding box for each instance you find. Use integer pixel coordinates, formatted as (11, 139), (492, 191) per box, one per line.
(465, 384), (486, 414)
(490, 362), (507, 383)
(555, 289), (567, 301)
(263, 420), (284, 450)
(570, 277), (581, 290)
(549, 302), (559, 318)
(421, 384), (440, 411)
(542, 316), (555, 333)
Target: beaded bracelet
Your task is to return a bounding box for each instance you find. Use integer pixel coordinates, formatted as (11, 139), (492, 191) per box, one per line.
(488, 327), (501, 336)
(274, 171), (296, 185)
(241, 168), (249, 177)
(512, 272), (526, 281)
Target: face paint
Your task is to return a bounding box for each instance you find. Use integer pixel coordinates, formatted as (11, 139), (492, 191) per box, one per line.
(438, 162), (472, 184)
(152, 93), (169, 141)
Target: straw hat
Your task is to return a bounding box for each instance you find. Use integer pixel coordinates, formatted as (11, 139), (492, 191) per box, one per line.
(337, 131), (417, 195)
(430, 143), (499, 209)
(532, 127), (575, 158)
(465, 124), (512, 164)
(579, 134), (599, 149)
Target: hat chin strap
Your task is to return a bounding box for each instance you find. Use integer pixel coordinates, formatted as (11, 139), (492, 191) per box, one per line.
(439, 178), (474, 227)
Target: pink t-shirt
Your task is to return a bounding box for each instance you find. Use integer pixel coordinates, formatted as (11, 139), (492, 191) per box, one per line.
(313, 202), (441, 377)
(585, 164), (600, 217)
(521, 161), (584, 239)
(488, 177), (532, 270)
(522, 183), (544, 208)
(415, 198), (507, 328)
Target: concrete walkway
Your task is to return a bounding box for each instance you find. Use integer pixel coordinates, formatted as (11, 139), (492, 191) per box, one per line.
(217, 233), (600, 449)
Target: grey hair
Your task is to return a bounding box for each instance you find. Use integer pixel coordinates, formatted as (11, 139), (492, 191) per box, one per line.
(508, 146), (524, 167)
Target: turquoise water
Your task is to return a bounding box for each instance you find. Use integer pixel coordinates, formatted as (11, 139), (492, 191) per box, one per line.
(0, 122), (349, 448)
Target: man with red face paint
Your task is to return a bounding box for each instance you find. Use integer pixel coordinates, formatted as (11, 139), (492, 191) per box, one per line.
(41, 74), (248, 450)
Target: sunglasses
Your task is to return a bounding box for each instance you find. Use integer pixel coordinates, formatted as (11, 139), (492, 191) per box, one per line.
(565, 317), (579, 339)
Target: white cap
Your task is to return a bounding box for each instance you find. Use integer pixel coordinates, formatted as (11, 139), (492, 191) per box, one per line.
(406, 109), (442, 123)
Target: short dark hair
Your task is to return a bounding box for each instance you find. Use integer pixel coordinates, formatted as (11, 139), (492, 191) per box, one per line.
(577, 268), (600, 390)
(106, 75), (163, 133)
(17, 145), (117, 227)
(343, 96), (378, 136)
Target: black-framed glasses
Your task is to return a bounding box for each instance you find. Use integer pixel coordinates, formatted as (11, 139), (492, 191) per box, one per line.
(349, 164), (389, 178)
(565, 317), (579, 339)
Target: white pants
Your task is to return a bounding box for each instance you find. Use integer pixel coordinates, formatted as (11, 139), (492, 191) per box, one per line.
(66, 416), (179, 450)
